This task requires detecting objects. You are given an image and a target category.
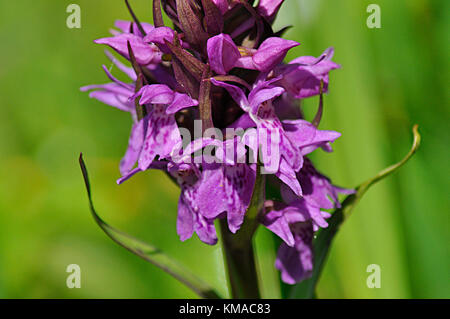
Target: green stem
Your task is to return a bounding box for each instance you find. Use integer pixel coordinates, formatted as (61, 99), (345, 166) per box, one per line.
(220, 168), (265, 299)
(220, 220), (260, 299)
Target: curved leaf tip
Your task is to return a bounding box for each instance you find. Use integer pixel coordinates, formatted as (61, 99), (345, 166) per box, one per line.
(289, 124), (421, 299)
(78, 153), (221, 299)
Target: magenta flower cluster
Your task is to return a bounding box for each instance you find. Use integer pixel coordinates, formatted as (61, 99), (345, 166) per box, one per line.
(82, 0), (353, 285)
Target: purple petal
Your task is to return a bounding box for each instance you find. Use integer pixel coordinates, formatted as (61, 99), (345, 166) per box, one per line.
(210, 79), (250, 112)
(299, 158), (355, 210)
(253, 37), (300, 72)
(276, 158), (302, 197)
(223, 164), (256, 233)
(144, 26), (177, 53)
(94, 33), (158, 65)
(195, 162), (255, 233)
(282, 119), (341, 155)
(262, 209), (295, 247)
(196, 166), (229, 219)
(207, 34), (241, 75)
(166, 92), (198, 114)
(193, 213), (218, 245)
(120, 118), (146, 176)
(177, 196), (195, 242)
(138, 106), (181, 170)
(248, 86), (285, 114)
(234, 55), (258, 70)
(105, 50), (137, 81)
(279, 48), (340, 98)
(181, 184), (218, 245)
(80, 83), (134, 112)
(134, 84), (175, 105)
(227, 113), (257, 130)
(275, 223), (314, 284)
(280, 186), (330, 230)
(257, 0), (285, 22)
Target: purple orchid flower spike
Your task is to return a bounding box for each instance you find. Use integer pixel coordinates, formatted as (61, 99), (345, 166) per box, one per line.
(80, 0), (365, 295)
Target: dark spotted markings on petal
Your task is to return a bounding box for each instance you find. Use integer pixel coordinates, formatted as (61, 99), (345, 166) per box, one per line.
(78, 153), (221, 299)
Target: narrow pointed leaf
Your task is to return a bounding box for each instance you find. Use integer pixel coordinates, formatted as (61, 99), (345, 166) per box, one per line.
(273, 26), (292, 38)
(134, 73), (146, 120)
(199, 66), (214, 130)
(152, 0), (164, 28)
(79, 154), (221, 299)
(176, 0), (208, 47)
(312, 80), (324, 127)
(212, 75), (252, 90)
(289, 125), (421, 299)
(167, 32), (200, 97)
(127, 40), (155, 83)
(165, 35), (206, 81)
(173, 59), (200, 98)
(125, 0), (146, 36)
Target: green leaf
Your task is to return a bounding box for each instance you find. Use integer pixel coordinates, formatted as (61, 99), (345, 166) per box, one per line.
(289, 125), (421, 299)
(78, 154), (221, 299)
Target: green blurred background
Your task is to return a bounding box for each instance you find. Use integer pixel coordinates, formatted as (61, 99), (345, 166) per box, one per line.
(0, 0), (448, 298)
